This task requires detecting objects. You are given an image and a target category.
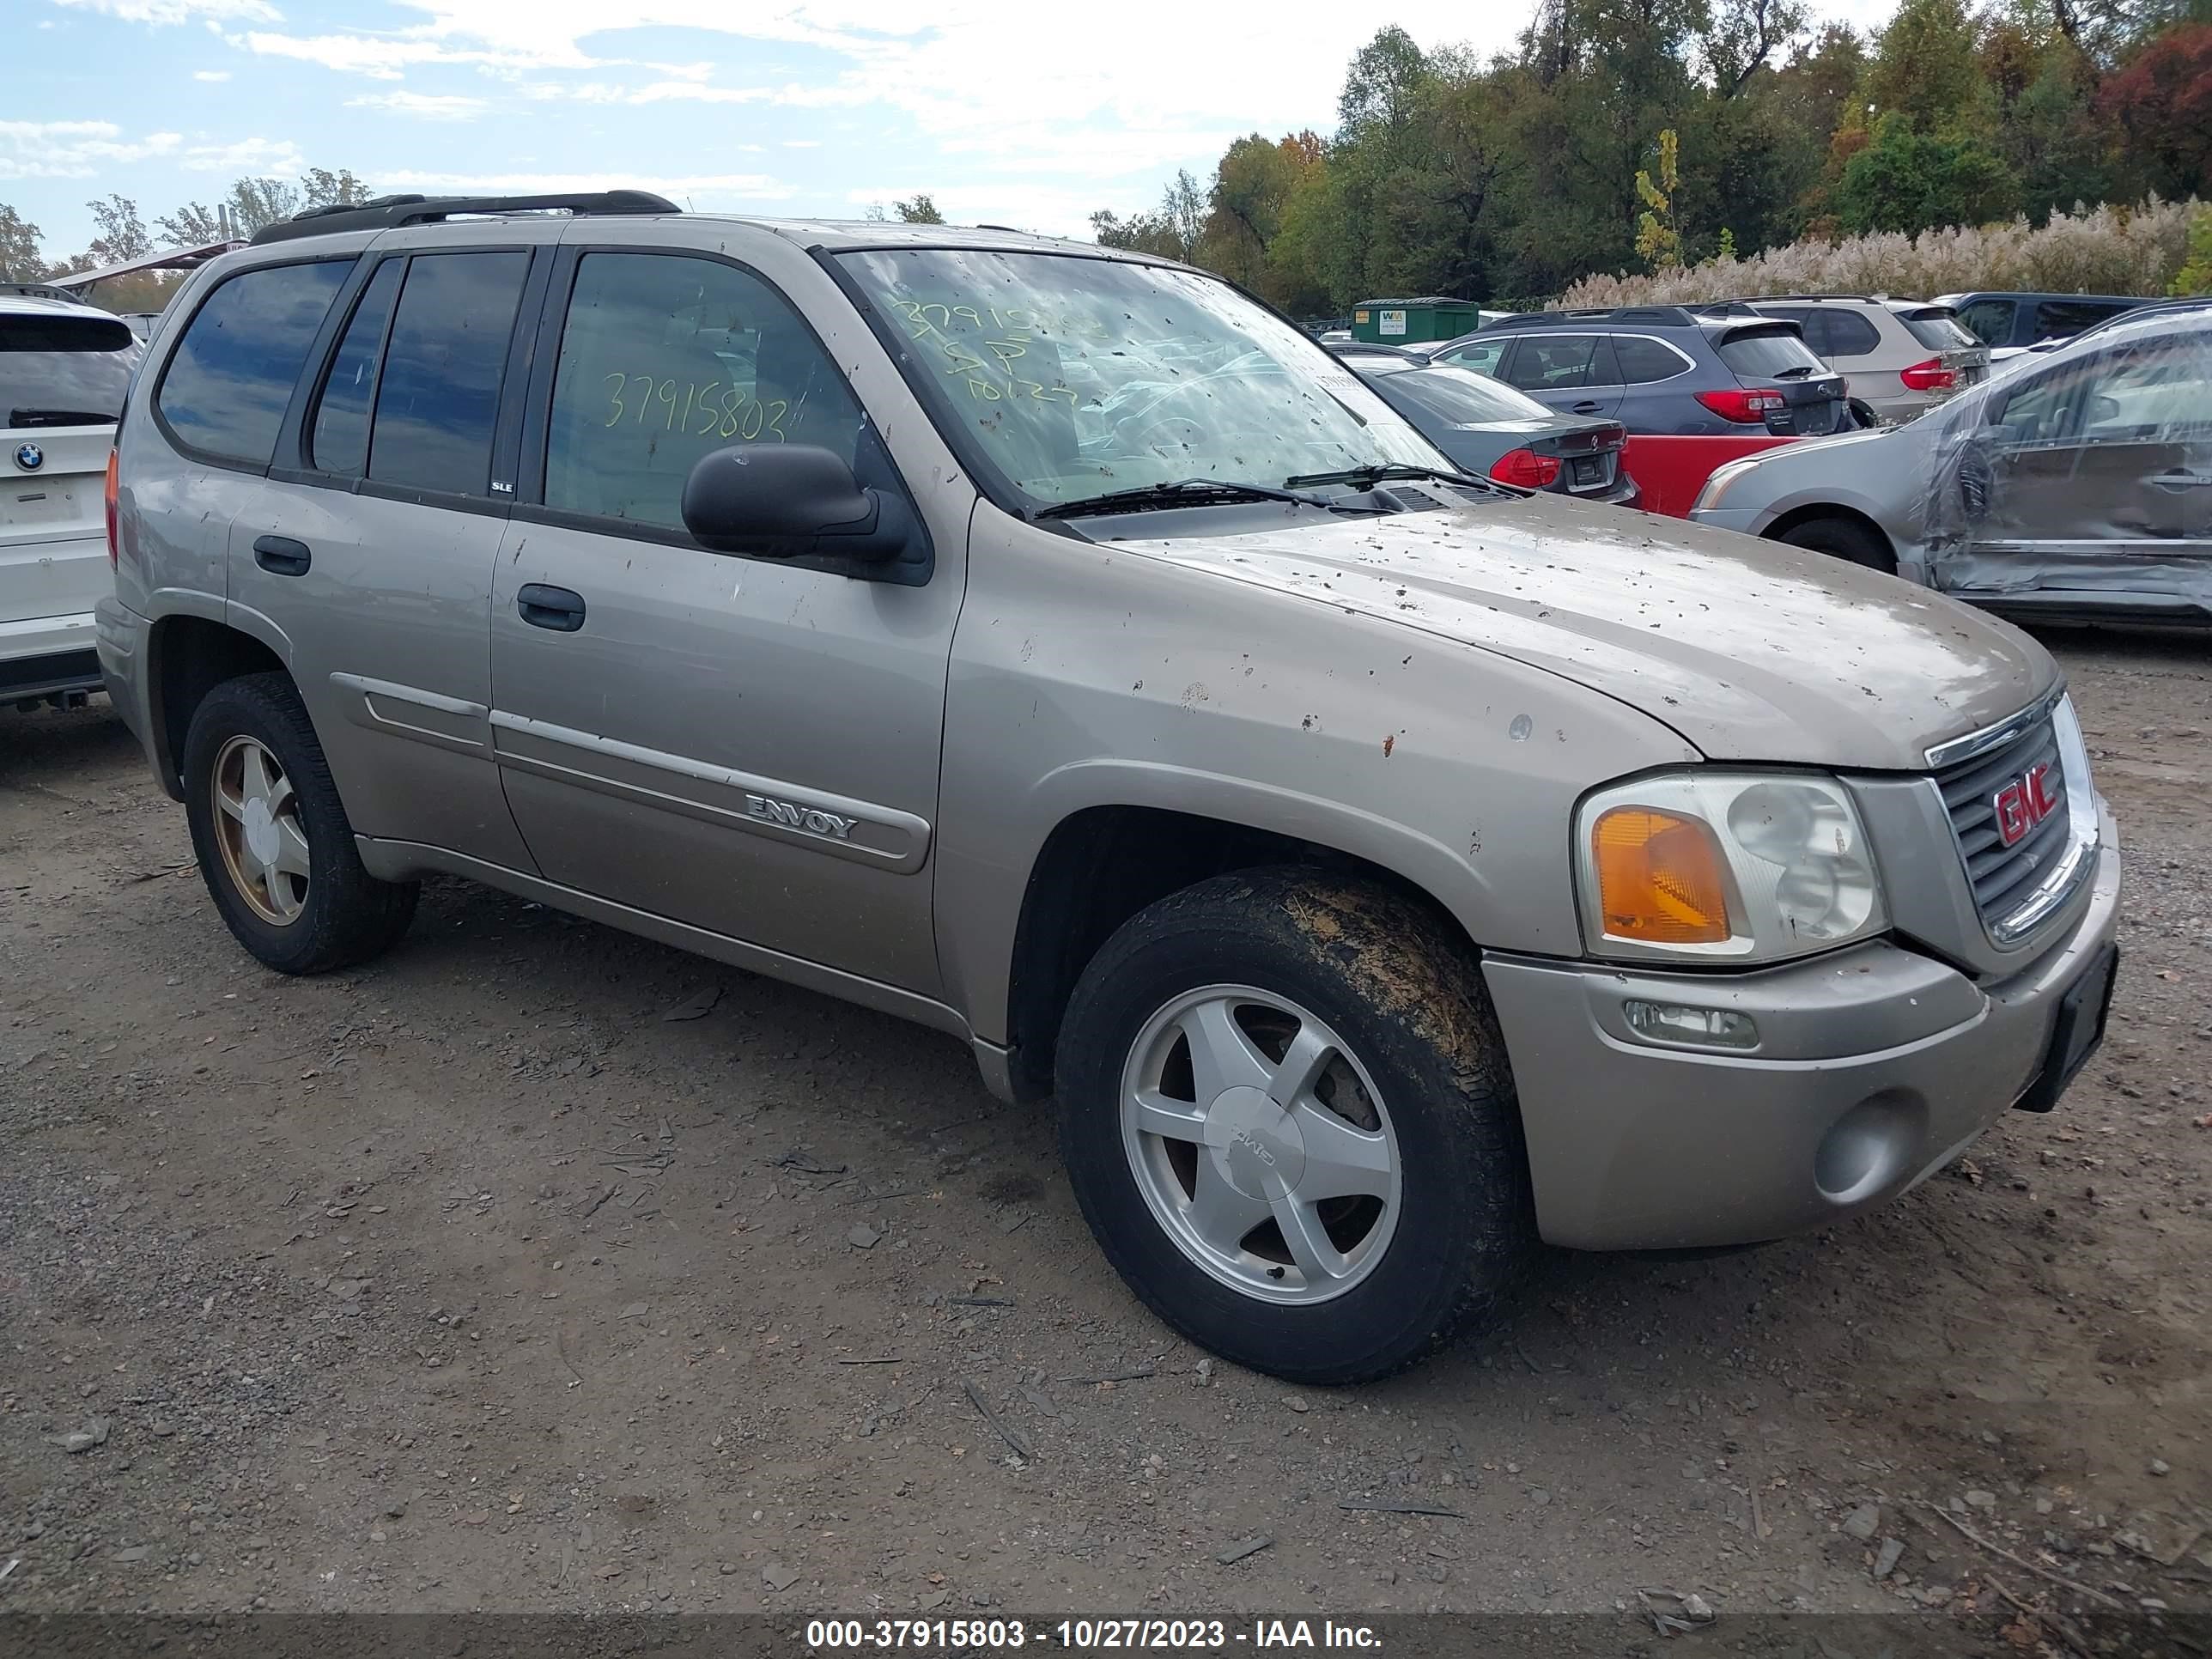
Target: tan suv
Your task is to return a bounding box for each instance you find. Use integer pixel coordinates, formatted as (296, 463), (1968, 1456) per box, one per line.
(98, 193), (2121, 1382)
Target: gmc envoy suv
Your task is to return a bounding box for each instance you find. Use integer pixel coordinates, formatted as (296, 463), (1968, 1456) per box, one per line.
(99, 192), (2121, 1383)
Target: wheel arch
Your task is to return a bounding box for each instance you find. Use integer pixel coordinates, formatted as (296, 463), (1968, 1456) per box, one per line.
(148, 611), (291, 799)
(1762, 503), (1899, 568)
(999, 796), (1486, 1104)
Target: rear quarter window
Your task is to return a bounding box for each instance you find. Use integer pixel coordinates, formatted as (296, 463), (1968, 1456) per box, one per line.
(1717, 327), (1826, 380)
(155, 259), (353, 465)
(1, 310), (141, 429)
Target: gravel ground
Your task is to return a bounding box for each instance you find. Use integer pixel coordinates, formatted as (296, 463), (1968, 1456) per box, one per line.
(1, 629), (2206, 1638)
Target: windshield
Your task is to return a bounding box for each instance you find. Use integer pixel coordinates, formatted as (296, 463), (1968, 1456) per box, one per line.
(836, 248), (1442, 506)
(2, 311), (141, 428)
(1374, 363), (1553, 426)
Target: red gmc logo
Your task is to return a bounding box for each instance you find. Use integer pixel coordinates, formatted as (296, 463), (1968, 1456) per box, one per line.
(1994, 763), (2061, 848)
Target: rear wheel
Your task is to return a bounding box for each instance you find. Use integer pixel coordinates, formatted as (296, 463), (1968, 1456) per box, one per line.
(182, 672), (417, 975)
(1056, 869), (1533, 1384)
(1776, 515), (1895, 574)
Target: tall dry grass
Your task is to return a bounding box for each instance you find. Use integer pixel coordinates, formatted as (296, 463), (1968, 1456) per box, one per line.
(1557, 200), (2200, 307)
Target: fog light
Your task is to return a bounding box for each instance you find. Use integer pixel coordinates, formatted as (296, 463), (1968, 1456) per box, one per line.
(1623, 1000), (1759, 1050)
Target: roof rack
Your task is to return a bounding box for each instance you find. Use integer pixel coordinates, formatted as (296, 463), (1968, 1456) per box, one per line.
(1480, 305), (1705, 331)
(249, 190), (680, 246)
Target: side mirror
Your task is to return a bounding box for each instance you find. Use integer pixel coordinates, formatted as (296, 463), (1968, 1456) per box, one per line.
(680, 444), (908, 563)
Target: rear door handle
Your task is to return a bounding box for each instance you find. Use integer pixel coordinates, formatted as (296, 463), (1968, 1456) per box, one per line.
(2149, 472), (2212, 490)
(1571, 400), (1607, 415)
(252, 534), (311, 576)
(517, 583), (586, 632)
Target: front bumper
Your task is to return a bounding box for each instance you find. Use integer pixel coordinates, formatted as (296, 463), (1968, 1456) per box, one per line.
(1483, 801), (2121, 1251)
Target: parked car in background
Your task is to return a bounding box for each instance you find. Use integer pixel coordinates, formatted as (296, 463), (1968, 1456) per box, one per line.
(1332, 343), (1639, 506)
(1711, 296), (1990, 424)
(1691, 306), (2212, 625)
(1431, 306), (1852, 439)
(100, 191), (2120, 1383)
(1937, 291), (2148, 354)
(3, 285), (142, 709)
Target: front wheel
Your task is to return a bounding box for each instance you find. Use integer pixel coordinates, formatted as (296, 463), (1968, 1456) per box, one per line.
(1056, 869), (1533, 1384)
(1776, 515), (1895, 574)
(181, 672), (418, 975)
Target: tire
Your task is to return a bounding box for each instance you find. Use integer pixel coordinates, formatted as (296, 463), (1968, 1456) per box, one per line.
(180, 672), (417, 975)
(1776, 515), (1895, 574)
(1056, 868), (1533, 1384)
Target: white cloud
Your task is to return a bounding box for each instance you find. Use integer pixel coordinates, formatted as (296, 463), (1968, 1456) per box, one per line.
(348, 89), (488, 120)
(191, 69), (231, 81)
(0, 118), (184, 179)
(54, 0), (276, 21)
(374, 168), (797, 204)
(781, 139), (820, 149)
(179, 135), (305, 173)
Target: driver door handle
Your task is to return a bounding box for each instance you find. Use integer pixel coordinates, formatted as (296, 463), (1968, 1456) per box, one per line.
(2149, 471), (2212, 490)
(1571, 400), (1605, 414)
(517, 584), (586, 632)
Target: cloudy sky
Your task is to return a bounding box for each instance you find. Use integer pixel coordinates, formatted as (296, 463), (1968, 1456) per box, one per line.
(5, 0), (1900, 263)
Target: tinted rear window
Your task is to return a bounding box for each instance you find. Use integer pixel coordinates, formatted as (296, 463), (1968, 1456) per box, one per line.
(365, 252), (528, 496)
(1612, 335), (1689, 384)
(1377, 364), (1552, 424)
(311, 258), (403, 475)
(1716, 326), (1826, 380)
(156, 260), (352, 465)
(1898, 308), (1979, 350)
(1, 311), (141, 428)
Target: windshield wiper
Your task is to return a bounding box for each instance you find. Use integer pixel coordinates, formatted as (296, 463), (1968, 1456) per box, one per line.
(1284, 461), (1509, 495)
(8, 407), (118, 428)
(1036, 477), (1376, 521)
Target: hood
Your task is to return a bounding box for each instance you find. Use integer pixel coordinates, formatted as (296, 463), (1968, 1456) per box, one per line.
(1107, 494), (2054, 770)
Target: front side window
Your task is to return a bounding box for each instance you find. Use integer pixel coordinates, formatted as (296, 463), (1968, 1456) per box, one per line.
(2033, 300), (2126, 343)
(1504, 334), (1602, 391)
(544, 252), (866, 530)
(1, 310), (141, 429)
(156, 259), (352, 465)
(834, 247), (1439, 506)
(367, 252), (529, 496)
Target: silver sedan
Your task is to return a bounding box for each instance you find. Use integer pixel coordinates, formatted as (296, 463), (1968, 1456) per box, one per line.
(1690, 307), (2212, 626)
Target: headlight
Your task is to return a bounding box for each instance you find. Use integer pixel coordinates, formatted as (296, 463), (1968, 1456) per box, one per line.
(1574, 771), (1887, 963)
(1692, 457), (1763, 513)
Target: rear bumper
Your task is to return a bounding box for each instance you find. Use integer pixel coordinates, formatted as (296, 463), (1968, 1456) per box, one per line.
(0, 612), (102, 699)
(1483, 802), (2121, 1251)
(94, 595), (161, 770)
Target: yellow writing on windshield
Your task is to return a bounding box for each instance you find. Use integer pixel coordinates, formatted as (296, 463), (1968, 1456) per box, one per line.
(887, 298), (1085, 406)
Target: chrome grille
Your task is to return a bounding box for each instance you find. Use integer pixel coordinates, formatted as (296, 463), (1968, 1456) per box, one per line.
(1936, 713), (2069, 932)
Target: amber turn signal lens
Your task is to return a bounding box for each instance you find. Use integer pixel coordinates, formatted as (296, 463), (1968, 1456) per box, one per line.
(1591, 807), (1732, 944)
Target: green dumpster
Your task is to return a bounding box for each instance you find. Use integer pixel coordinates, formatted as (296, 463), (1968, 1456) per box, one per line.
(1350, 296), (1485, 346)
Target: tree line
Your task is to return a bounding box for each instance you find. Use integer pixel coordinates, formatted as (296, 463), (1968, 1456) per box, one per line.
(0, 168), (374, 310)
(1091, 0), (2212, 315)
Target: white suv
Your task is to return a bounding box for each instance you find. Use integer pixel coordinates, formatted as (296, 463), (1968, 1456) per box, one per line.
(1714, 295), (1990, 425)
(3, 284), (141, 709)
